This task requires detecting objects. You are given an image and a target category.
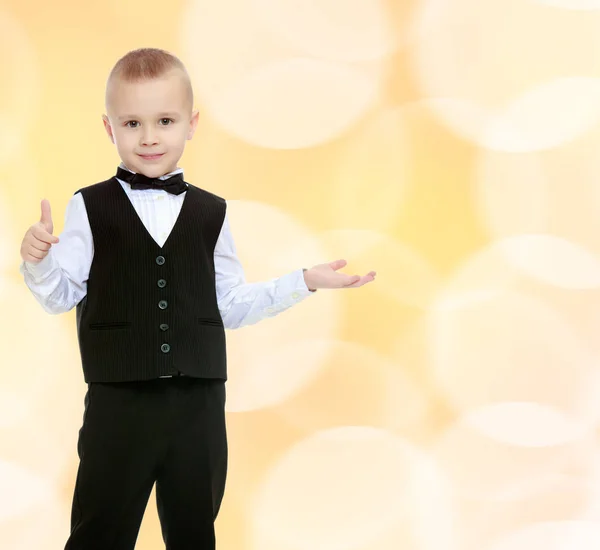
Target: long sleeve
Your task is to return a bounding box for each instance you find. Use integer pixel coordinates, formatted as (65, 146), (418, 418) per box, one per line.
(215, 212), (314, 330)
(19, 183), (315, 324)
(19, 193), (93, 314)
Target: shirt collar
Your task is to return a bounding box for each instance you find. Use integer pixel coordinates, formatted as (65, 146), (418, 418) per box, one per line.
(119, 162), (184, 181)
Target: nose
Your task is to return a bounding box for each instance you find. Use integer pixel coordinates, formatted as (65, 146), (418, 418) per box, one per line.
(140, 128), (159, 146)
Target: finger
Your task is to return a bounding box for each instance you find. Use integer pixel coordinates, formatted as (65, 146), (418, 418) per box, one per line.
(24, 250), (45, 262)
(40, 199), (53, 232)
(342, 275), (361, 287)
(32, 225), (59, 245)
(329, 259), (347, 271)
(344, 273), (375, 288)
(28, 239), (51, 252)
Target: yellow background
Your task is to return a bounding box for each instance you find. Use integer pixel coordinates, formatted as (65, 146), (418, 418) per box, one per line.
(4, 0), (600, 548)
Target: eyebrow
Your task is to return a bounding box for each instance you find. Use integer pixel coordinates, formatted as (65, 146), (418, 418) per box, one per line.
(117, 112), (180, 121)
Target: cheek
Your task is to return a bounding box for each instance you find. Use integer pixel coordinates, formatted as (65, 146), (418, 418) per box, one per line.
(167, 129), (188, 149)
(112, 129), (135, 150)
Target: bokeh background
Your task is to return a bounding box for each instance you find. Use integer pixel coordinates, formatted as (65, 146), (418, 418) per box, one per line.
(5, 0), (600, 548)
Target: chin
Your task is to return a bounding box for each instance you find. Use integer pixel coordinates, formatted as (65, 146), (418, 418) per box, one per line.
(132, 160), (171, 177)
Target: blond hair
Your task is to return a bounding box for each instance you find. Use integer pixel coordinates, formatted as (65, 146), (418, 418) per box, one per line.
(105, 48), (193, 109)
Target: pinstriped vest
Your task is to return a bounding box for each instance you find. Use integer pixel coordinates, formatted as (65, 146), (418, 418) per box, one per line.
(74, 176), (228, 383)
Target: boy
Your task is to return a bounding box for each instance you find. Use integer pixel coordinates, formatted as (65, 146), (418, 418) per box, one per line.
(19, 48), (376, 549)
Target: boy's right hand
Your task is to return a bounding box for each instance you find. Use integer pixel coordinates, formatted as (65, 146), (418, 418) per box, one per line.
(20, 199), (60, 264)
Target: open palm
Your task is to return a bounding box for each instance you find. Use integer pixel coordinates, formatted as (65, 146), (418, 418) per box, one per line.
(305, 259), (376, 290)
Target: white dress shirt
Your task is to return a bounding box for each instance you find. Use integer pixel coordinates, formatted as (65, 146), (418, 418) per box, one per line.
(20, 164), (314, 329)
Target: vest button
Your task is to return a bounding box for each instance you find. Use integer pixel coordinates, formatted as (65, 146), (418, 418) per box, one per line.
(158, 300), (168, 310)
(161, 343), (171, 353)
(157, 279), (167, 288)
(156, 256), (166, 265)
(160, 324), (169, 331)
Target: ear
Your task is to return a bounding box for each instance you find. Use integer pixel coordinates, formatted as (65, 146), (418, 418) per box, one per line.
(102, 115), (115, 144)
(187, 110), (200, 141)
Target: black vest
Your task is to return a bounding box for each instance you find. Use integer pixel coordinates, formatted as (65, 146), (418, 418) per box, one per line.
(74, 176), (228, 383)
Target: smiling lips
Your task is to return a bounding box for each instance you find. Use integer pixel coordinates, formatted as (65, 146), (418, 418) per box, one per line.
(139, 153), (164, 160)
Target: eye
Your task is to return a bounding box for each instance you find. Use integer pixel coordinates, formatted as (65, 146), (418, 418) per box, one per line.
(125, 121), (139, 128)
(159, 118), (174, 125)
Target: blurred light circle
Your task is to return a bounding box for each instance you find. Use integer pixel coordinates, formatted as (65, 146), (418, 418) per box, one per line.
(474, 147), (548, 239)
(0, 283), (80, 430)
(482, 78), (600, 152)
(332, 107), (412, 233)
(475, 129), (600, 267)
(484, 520), (600, 550)
(317, 229), (440, 308)
(464, 402), (589, 448)
(433, 412), (592, 501)
(226, 339), (336, 413)
(182, 0), (381, 148)
(274, 339), (430, 435)
(251, 0), (400, 62)
(0, 461), (55, 520)
(223, 200), (340, 412)
(534, 0), (600, 8)
(436, 237), (535, 301)
(251, 427), (454, 550)
(205, 57), (379, 149)
(499, 234), (600, 290)
(427, 288), (598, 422)
(0, 189), (17, 275)
(2, 500), (69, 550)
(417, 79), (600, 152)
(410, 0), (600, 151)
(0, 9), (40, 165)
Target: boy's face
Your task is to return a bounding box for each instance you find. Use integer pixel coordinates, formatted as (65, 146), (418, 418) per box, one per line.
(102, 69), (198, 178)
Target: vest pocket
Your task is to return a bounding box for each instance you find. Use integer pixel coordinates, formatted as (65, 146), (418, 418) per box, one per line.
(89, 322), (131, 330)
(196, 317), (224, 327)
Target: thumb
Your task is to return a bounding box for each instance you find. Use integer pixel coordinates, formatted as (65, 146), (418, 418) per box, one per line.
(40, 199), (53, 233)
(329, 259), (347, 271)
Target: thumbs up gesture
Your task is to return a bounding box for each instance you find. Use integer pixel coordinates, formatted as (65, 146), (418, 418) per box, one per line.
(20, 199), (60, 264)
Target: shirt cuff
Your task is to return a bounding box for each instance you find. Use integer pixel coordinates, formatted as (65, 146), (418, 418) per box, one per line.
(301, 268), (317, 293)
(20, 251), (58, 282)
(292, 267), (314, 296)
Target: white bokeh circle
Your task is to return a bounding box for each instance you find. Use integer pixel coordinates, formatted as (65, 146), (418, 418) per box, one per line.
(0, 282), (81, 431)
(0, 9), (40, 166)
(417, 80), (600, 153)
(434, 237), (536, 302)
(464, 402), (590, 448)
(251, 427), (455, 550)
(182, 0), (382, 149)
(332, 106), (412, 233)
(499, 234), (600, 290)
(410, 0), (600, 151)
(223, 200), (341, 412)
(0, 460), (56, 521)
(317, 229), (440, 308)
(2, 498), (69, 550)
(433, 410), (593, 501)
(274, 339), (430, 435)
(474, 130), (600, 288)
(0, 189), (17, 276)
(426, 287), (599, 423)
(204, 57), (379, 149)
(484, 520), (600, 550)
(534, 0), (600, 9)
(251, 0), (400, 62)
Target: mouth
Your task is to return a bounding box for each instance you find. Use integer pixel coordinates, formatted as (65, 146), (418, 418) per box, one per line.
(138, 153), (165, 161)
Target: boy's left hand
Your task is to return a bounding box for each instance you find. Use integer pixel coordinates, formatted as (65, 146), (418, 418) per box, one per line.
(303, 259), (376, 291)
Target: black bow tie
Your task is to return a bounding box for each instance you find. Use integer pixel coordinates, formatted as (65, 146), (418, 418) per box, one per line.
(116, 166), (188, 196)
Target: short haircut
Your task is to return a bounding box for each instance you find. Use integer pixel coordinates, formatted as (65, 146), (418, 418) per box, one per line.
(105, 48), (193, 110)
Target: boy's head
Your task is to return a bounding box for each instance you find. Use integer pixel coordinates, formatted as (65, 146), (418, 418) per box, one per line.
(102, 48), (199, 178)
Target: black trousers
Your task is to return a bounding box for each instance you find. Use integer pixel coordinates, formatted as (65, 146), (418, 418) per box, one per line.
(64, 376), (228, 550)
